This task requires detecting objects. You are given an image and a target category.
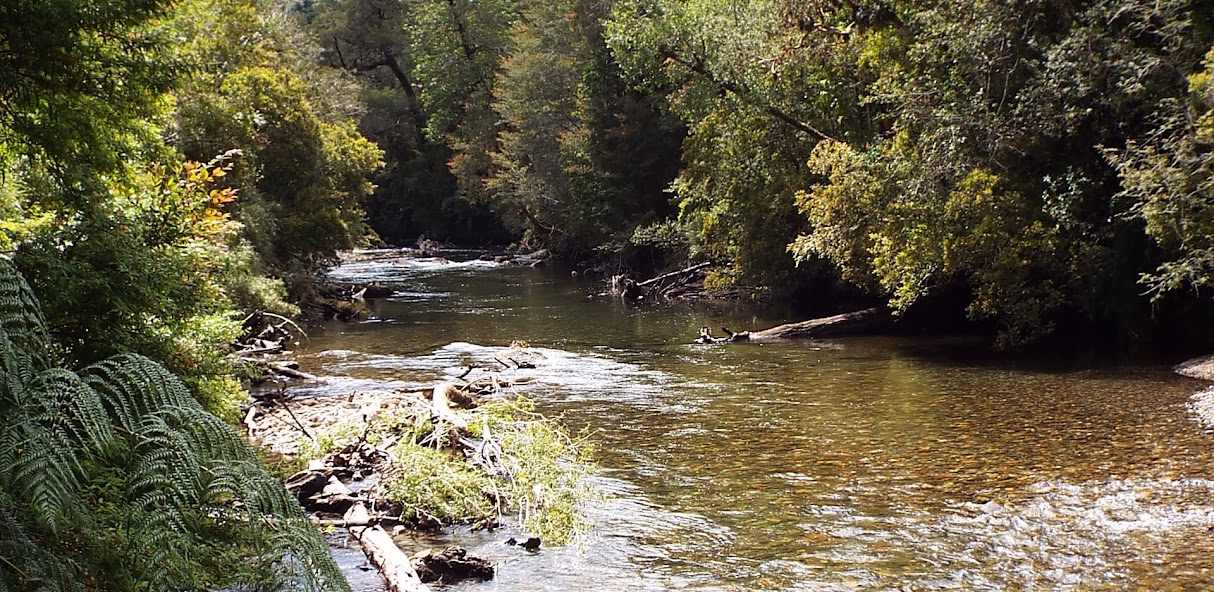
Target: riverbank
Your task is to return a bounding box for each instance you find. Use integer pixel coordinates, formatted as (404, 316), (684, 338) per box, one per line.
(1175, 354), (1214, 429)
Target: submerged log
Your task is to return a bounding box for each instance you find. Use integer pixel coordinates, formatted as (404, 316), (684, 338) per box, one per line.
(412, 547), (494, 584)
(696, 307), (890, 343)
(346, 504), (433, 592)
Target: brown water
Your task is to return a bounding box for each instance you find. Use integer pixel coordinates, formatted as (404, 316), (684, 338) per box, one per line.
(304, 251), (1214, 591)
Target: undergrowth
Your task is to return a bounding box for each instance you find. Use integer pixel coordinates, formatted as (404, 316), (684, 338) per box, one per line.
(0, 259), (349, 591)
(299, 396), (595, 545)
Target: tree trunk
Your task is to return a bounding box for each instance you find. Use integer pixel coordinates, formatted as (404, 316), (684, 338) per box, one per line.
(379, 50), (430, 147)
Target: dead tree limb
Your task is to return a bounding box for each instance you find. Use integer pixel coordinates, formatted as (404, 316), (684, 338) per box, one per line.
(267, 362), (317, 381)
(637, 261), (713, 288)
(696, 307), (890, 343)
(346, 504), (432, 592)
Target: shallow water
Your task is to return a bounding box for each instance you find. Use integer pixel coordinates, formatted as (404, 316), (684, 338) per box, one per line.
(301, 250), (1214, 591)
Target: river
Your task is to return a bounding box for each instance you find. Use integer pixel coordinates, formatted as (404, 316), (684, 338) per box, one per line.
(299, 250), (1214, 591)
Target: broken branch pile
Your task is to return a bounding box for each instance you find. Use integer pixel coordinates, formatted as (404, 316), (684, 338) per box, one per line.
(244, 348), (593, 588)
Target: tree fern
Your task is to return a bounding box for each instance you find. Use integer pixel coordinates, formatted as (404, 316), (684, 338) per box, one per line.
(0, 259), (349, 591)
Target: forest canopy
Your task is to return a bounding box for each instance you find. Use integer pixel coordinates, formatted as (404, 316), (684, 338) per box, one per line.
(299, 0), (1214, 346)
(1, 0), (1212, 373)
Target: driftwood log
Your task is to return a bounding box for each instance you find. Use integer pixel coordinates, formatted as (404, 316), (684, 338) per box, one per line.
(346, 503), (433, 592)
(697, 307), (890, 343)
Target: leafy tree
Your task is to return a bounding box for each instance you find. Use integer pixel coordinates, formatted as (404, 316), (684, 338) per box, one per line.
(12, 157), (252, 413)
(172, 0), (383, 270)
(309, 0), (508, 244)
(786, 0), (1212, 344)
(0, 0), (180, 189)
(0, 0), (254, 410)
(1113, 46), (1214, 299)
(487, 0), (683, 258)
(607, 0), (862, 293)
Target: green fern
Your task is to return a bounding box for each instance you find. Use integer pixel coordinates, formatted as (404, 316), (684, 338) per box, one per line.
(0, 258), (350, 591)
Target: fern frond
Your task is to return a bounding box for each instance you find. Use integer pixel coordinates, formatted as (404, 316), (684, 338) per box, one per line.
(0, 256), (351, 592)
(0, 421), (84, 531)
(0, 509), (81, 592)
(85, 354), (196, 430)
(27, 369), (115, 453)
(0, 259), (50, 370)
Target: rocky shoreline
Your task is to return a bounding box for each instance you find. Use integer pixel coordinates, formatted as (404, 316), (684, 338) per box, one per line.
(1175, 354), (1214, 429)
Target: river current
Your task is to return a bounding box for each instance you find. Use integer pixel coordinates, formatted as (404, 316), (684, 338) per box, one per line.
(301, 250), (1214, 591)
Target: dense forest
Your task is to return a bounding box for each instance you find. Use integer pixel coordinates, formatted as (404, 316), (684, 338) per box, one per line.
(2, 0), (1214, 588)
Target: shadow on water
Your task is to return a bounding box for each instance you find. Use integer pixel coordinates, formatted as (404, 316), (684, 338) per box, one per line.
(303, 250), (1214, 591)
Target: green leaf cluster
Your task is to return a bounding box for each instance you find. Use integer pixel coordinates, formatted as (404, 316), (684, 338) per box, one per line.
(609, 0), (1214, 343)
(0, 260), (349, 592)
(1113, 46), (1214, 299)
(172, 0), (384, 271)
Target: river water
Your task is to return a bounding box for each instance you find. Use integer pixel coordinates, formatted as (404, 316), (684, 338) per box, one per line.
(302, 251), (1214, 591)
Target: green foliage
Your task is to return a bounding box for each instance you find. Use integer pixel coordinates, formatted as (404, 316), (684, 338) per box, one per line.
(485, 0), (683, 257)
(1, 0), (379, 419)
(801, 0), (1209, 343)
(0, 260), (349, 591)
(308, 0), (509, 245)
(1113, 46), (1214, 298)
(608, 0), (1214, 341)
(607, 0), (867, 294)
(0, 0), (180, 186)
(466, 398), (595, 544)
(630, 219), (689, 254)
(11, 158), (250, 407)
(170, 0), (383, 275)
(384, 446), (498, 526)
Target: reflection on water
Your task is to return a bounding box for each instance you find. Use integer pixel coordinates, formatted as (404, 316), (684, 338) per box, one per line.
(301, 251), (1214, 591)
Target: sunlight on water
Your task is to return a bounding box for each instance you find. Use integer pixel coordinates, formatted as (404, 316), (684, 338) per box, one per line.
(297, 252), (1214, 591)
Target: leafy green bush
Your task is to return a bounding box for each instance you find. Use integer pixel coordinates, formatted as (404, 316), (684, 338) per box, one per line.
(0, 259), (349, 591)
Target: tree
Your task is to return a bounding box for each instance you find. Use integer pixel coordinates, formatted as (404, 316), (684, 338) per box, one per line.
(1112, 46), (1214, 299)
(607, 0), (865, 294)
(787, 0), (1211, 344)
(0, 0), (254, 411)
(486, 0), (683, 258)
(172, 0), (384, 270)
(0, 0), (180, 188)
(308, 0), (509, 244)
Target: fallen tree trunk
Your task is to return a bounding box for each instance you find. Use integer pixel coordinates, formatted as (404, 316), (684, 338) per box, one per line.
(312, 514), (406, 528)
(346, 503), (432, 592)
(267, 361), (317, 381)
(697, 307), (890, 343)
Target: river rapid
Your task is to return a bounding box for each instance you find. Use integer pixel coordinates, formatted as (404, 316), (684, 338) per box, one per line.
(301, 250), (1214, 591)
